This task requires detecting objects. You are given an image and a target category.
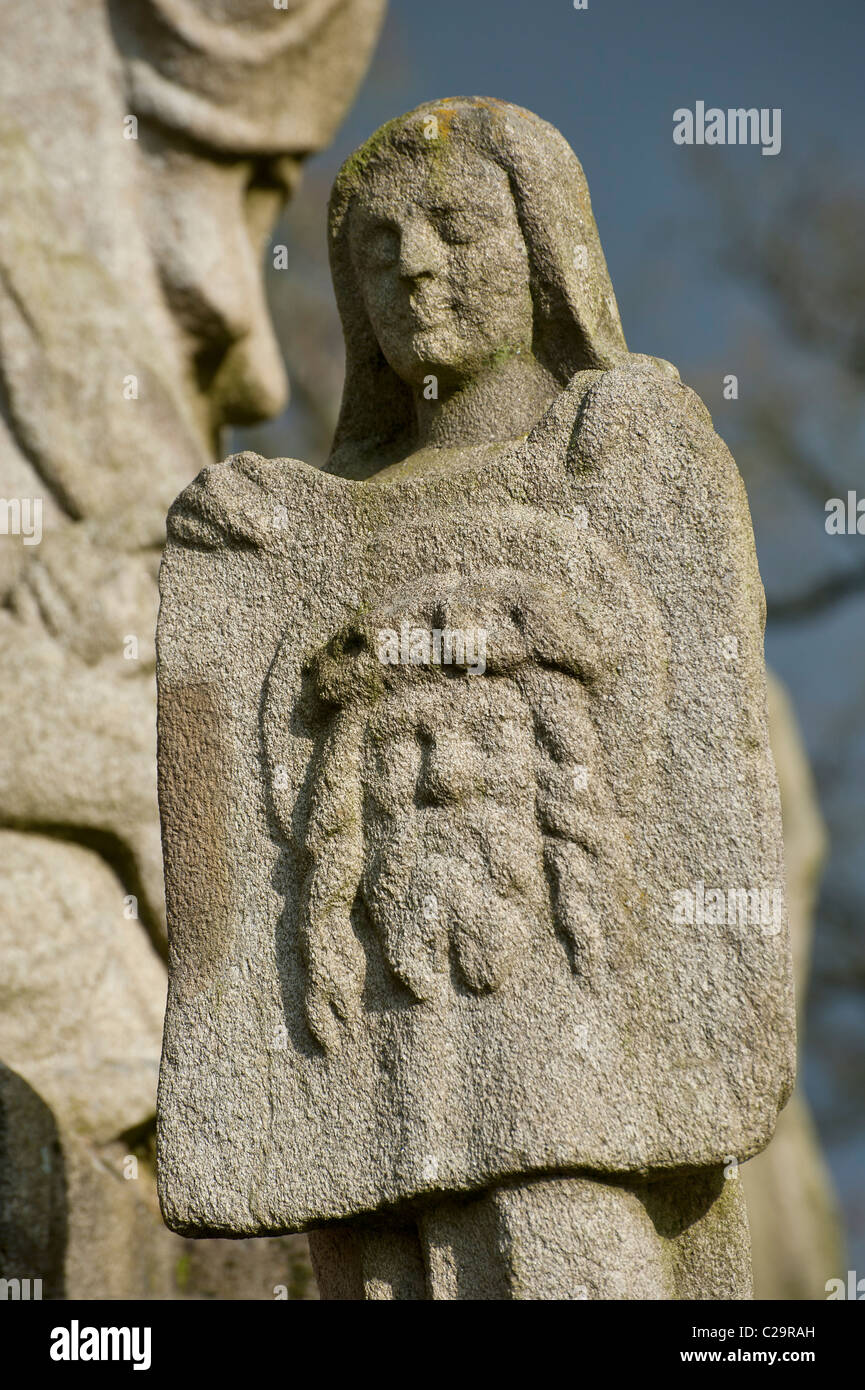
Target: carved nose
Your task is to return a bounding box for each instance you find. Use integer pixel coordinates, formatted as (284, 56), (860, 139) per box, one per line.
(157, 184), (289, 428)
(210, 314), (289, 427)
(420, 733), (474, 805)
(398, 219), (443, 281)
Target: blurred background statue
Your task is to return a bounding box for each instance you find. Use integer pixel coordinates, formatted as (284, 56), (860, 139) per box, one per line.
(742, 672), (845, 1299)
(0, 0), (384, 1299)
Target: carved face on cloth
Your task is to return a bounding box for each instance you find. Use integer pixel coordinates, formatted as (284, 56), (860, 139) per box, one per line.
(361, 675), (541, 1002)
(292, 570), (640, 1052)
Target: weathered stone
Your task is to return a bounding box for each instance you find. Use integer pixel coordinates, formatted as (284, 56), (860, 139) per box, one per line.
(308, 1169), (752, 1300)
(157, 98), (796, 1298)
(0, 833), (166, 1143)
(61, 1135), (315, 1301)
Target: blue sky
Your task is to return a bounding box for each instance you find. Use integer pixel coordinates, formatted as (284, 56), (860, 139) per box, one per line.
(328, 0), (865, 369)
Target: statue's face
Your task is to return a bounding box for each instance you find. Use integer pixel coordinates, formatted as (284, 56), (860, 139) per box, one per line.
(349, 145), (536, 391)
(359, 676), (544, 999)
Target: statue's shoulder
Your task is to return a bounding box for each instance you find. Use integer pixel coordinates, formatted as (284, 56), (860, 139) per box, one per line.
(165, 451), (340, 551)
(566, 358), (760, 614)
(571, 356), (744, 500)
(574, 354), (710, 438)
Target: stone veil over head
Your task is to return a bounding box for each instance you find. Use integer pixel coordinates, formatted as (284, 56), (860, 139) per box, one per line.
(325, 96), (650, 479)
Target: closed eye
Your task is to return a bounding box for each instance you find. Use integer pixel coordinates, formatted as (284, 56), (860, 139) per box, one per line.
(432, 207), (499, 244)
(366, 224), (400, 266)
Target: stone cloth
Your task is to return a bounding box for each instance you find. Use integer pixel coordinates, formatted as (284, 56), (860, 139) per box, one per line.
(157, 362), (795, 1234)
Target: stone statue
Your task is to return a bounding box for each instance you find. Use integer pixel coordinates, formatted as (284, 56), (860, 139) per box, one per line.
(157, 98), (796, 1299)
(0, 0), (383, 1297)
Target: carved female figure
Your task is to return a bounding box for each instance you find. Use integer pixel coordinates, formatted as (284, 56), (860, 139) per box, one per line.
(157, 99), (794, 1300)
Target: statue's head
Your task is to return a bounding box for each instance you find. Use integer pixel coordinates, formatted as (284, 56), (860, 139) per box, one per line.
(282, 568), (663, 1051)
(0, 0), (384, 536)
(326, 98), (631, 476)
(345, 128), (539, 396)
